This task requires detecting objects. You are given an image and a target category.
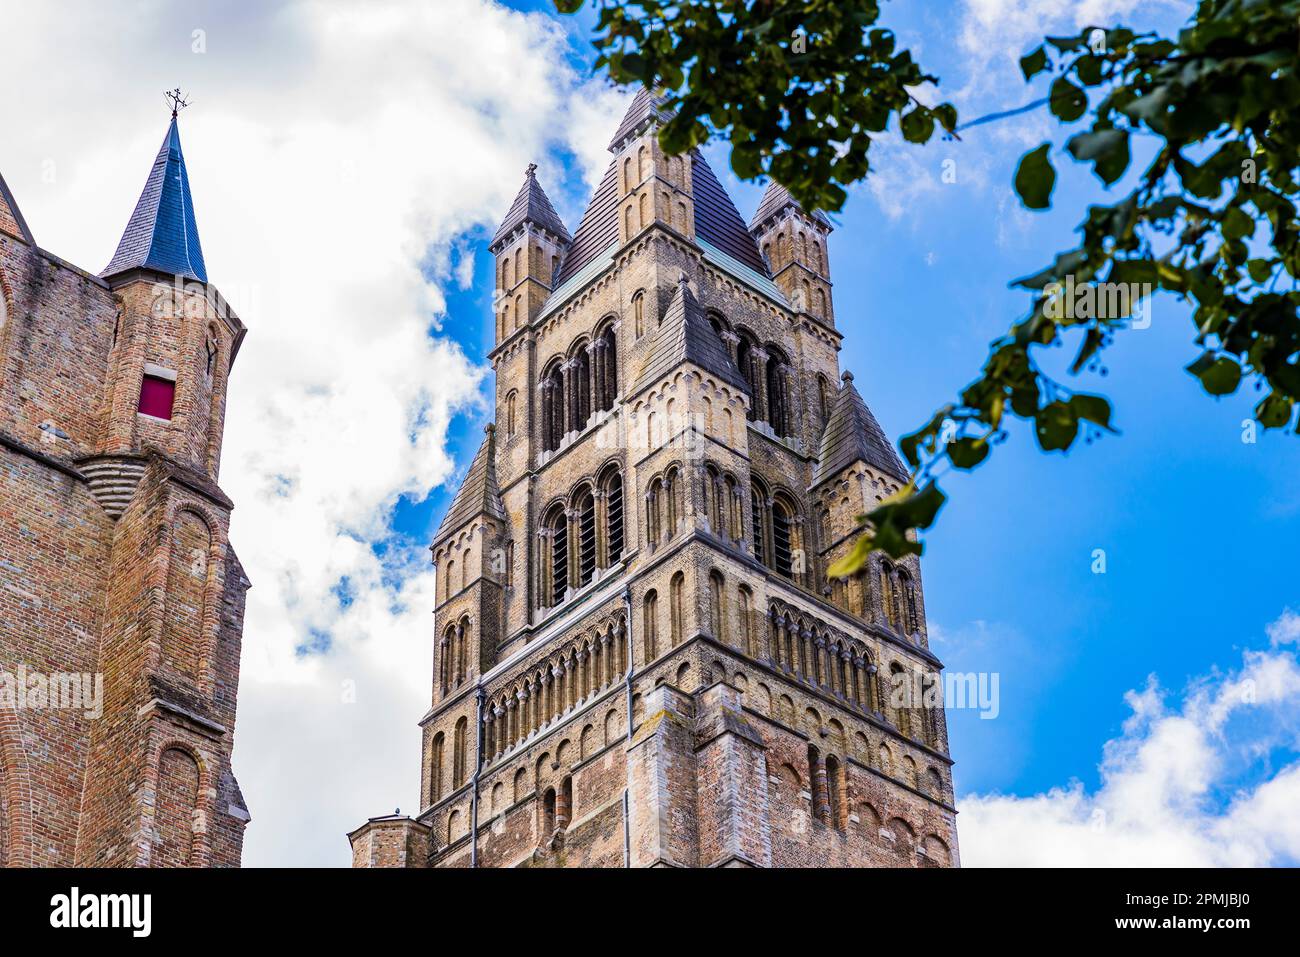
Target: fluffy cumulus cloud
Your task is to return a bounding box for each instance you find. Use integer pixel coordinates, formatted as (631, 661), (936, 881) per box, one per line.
(959, 610), (1300, 866)
(0, 0), (624, 865)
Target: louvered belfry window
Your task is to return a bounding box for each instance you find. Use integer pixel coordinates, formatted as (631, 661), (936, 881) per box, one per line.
(577, 490), (596, 586)
(605, 473), (624, 564)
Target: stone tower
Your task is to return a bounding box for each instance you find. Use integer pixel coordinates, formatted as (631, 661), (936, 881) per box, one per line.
(349, 89), (958, 868)
(0, 111), (250, 867)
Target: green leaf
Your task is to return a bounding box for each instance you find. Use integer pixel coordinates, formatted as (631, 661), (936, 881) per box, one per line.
(1257, 393), (1294, 428)
(1191, 356), (1242, 396)
(1049, 77), (1087, 122)
(1067, 128), (1130, 184)
(1014, 144), (1056, 210)
(1221, 206), (1255, 242)
(1020, 45), (1049, 80)
(948, 436), (990, 469)
(900, 108), (935, 144)
(1069, 393), (1113, 429)
(1035, 400), (1079, 451)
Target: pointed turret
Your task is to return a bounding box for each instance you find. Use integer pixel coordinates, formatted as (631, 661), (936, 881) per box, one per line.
(750, 179), (834, 323)
(634, 272), (748, 395)
(812, 371), (907, 486)
(434, 423), (506, 546)
(491, 165), (571, 342)
(102, 116), (207, 283)
(750, 180), (833, 234)
(490, 163), (570, 251)
(607, 87), (672, 153)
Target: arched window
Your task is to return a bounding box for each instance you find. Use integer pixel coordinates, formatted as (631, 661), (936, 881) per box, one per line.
(890, 663), (912, 738)
(751, 482), (769, 565)
(505, 391), (517, 438)
(575, 486), (596, 587)
(643, 589), (659, 660)
(738, 585), (754, 655)
(669, 572), (685, 647)
(724, 475), (741, 539)
(541, 360), (564, 452)
(817, 373), (831, 426)
(736, 333), (760, 419)
(594, 322), (618, 412)
(646, 478), (663, 545)
(438, 624), (455, 694)
(601, 467), (624, 566)
(765, 349), (790, 436)
(704, 464), (723, 532)
(558, 775), (573, 830)
(544, 504), (569, 607)
(572, 344), (592, 427)
(632, 289), (646, 338)
(709, 570), (725, 640)
(664, 466), (681, 538)
(771, 496), (795, 578)
(430, 733), (445, 802)
(155, 747), (200, 866)
(880, 561), (898, 629)
(541, 787), (557, 839)
(453, 717), (468, 788)
(899, 569), (919, 634)
(825, 753), (843, 830)
(454, 617), (470, 686)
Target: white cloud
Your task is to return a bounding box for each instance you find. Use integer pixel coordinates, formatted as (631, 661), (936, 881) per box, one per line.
(0, 0), (623, 865)
(958, 611), (1300, 866)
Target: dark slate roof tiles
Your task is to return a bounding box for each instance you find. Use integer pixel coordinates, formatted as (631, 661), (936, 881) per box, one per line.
(750, 179), (833, 232)
(434, 425), (506, 544)
(633, 274), (750, 395)
(102, 117), (207, 283)
(813, 372), (908, 485)
(491, 164), (571, 249)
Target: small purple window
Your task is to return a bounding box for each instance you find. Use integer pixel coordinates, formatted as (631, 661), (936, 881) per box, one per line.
(138, 375), (176, 420)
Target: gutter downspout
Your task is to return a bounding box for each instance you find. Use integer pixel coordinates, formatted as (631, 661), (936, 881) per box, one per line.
(622, 585), (634, 868)
(470, 685), (484, 868)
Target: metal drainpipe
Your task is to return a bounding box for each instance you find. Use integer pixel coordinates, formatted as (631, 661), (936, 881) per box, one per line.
(470, 685), (484, 868)
(622, 585), (634, 868)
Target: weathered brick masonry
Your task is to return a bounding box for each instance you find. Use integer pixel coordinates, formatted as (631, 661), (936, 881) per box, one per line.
(0, 113), (250, 867)
(350, 89), (959, 868)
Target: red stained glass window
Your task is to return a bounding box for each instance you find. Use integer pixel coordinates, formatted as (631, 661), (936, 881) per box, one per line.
(138, 374), (176, 420)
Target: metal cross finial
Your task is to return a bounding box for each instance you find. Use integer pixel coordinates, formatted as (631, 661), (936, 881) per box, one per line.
(165, 88), (191, 119)
(526, 162), (538, 177)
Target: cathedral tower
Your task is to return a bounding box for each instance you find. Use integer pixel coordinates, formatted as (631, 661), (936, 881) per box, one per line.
(0, 108), (250, 867)
(350, 89), (958, 868)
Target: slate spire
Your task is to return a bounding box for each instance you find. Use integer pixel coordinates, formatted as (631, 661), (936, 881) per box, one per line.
(749, 179), (833, 233)
(102, 115), (208, 283)
(812, 371), (908, 485)
(490, 163), (570, 250)
(633, 272), (748, 395)
(433, 424), (506, 545)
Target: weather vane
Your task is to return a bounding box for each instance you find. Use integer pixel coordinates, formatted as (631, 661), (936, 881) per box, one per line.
(164, 88), (191, 119)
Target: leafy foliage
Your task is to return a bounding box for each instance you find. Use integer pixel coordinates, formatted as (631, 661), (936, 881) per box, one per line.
(556, 0), (1300, 572)
(854, 0), (1300, 571)
(553, 0), (957, 213)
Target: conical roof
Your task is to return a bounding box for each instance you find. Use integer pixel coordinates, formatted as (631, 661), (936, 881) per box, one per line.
(633, 273), (749, 395)
(750, 180), (832, 232)
(102, 116), (208, 283)
(812, 372), (908, 485)
(434, 425), (506, 544)
(491, 163), (570, 249)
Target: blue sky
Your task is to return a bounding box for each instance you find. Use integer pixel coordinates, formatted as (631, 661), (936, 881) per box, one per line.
(413, 0), (1300, 843)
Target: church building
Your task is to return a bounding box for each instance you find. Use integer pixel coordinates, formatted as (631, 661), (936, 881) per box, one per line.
(349, 89), (958, 868)
(0, 107), (250, 867)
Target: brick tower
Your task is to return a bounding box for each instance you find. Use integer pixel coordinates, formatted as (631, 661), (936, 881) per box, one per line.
(349, 89), (958, 868)
(0, 109), (250, 867)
